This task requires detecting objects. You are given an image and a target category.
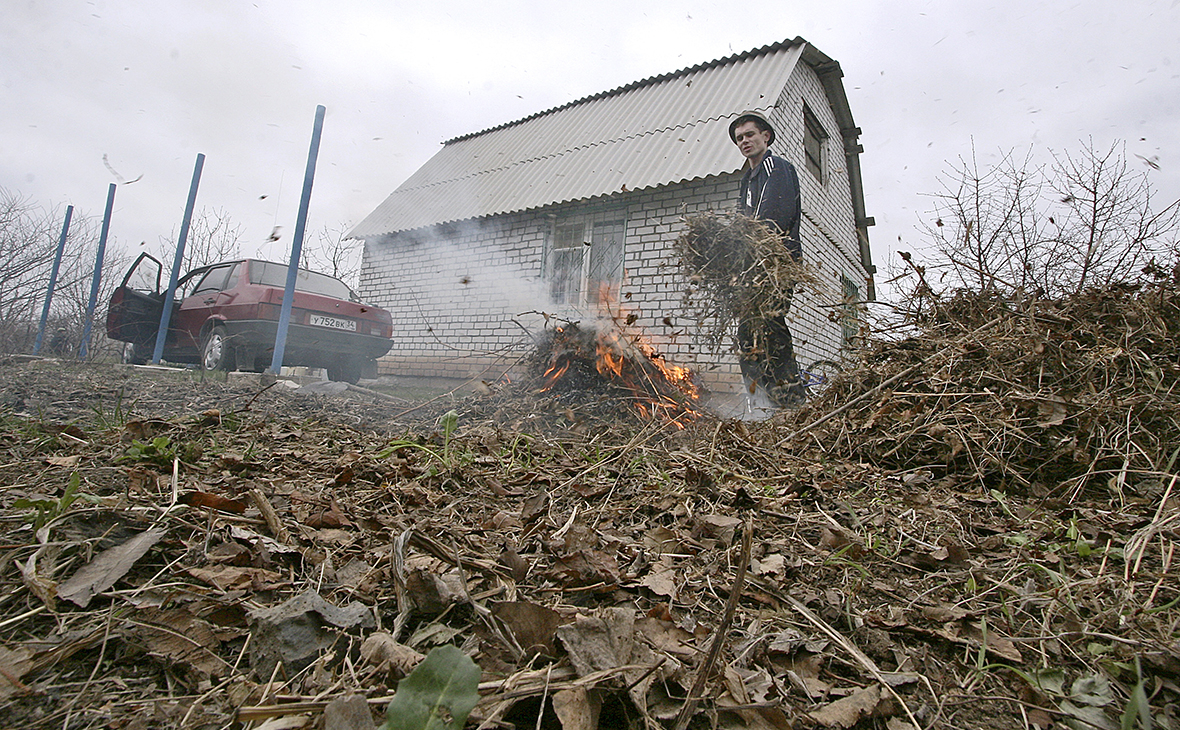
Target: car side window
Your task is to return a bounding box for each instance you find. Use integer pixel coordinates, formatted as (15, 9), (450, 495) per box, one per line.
(224, 263), (242, 291)
(191, 265), (233, 296)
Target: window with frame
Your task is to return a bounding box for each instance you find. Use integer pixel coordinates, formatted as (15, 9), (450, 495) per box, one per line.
(840, 272), (861, 346)
(803, 105), (828, 182)
(546, 212), (626, 306)
(189, 264), (234, 296)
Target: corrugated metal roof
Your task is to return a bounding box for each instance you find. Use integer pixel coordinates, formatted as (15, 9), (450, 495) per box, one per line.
(351, 39), (808, 238)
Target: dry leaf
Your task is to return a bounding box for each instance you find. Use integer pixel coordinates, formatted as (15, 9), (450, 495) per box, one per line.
(808, 684), (891, 728)
(552, 687), (601, 730)
(58, 529), (165, 608)
(0, 645), (34, 701)
(491, 600), (562, 656)
(179, 491), (247, 514)
(638, 568), (678, 599)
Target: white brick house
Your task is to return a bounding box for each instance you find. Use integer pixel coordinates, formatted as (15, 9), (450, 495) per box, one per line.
(351, 37), (874, 395)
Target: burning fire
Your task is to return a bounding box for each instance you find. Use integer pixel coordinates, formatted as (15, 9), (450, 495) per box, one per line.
(533, 294), (702, 426)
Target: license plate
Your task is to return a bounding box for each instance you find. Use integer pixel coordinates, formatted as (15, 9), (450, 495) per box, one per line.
(309, 314), (357, 331)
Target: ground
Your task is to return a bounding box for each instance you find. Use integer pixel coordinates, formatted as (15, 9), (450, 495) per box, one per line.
(0, 284), (1177, 730)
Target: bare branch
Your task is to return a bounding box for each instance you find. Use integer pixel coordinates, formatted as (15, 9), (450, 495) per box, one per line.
(920, 140), (1180, 298)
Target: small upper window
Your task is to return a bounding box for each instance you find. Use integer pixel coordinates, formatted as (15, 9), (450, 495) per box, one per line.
(803, 105), (828, 182)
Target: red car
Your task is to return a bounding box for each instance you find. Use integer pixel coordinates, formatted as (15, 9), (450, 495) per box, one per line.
(107, 254), (393, 383)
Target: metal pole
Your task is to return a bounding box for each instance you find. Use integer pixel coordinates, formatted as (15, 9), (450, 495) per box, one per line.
(79, 184), (116, 359)
(269, 104), (326, 375)
(153, 153), (206, 364)
(33, 205), (73, 355)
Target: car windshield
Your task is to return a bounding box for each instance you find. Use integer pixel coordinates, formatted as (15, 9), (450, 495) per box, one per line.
(248, 261), (357, 301)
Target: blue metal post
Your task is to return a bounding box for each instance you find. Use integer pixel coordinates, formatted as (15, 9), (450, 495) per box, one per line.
(33, 205), (73, 355)
(79, 184), (116, 359)
(153, 153), (206, 364)
(269, 104), (326, 375)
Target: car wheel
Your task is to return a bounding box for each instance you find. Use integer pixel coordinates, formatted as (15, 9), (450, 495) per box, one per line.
(327, 359), (362, 384)
(235, 346), (266, 373)
(122, 342), (151, 365)
(201, 326), (236, 372)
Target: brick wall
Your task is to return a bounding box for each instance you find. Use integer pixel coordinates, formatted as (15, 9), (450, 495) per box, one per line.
(358, 214), (552, 382)
(359, 63), (870, 393)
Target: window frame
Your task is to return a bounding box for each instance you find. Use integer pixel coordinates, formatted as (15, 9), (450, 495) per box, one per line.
(802, 104), (829, 183)
(544, 209), (627, 307)
(840, 272), (861, 346)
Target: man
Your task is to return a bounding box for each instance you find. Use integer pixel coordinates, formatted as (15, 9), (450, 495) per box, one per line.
(729, 111), (806, 407)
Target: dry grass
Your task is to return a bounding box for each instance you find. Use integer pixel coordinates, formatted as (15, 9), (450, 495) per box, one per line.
(674, 211), (818, 350)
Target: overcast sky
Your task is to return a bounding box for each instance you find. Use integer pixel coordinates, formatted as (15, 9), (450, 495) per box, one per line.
(3, 0), (1178, 297)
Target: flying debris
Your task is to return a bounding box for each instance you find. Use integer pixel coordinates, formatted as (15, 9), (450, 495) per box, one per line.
(1135, 154), (1161, 170)
(102, 154), (143, 184)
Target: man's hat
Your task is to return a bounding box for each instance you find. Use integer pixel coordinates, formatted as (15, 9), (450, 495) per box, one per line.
(728, 111), (776, 147)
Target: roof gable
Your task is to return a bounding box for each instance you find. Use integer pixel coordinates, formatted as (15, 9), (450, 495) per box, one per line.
(352, 38), (836, 238)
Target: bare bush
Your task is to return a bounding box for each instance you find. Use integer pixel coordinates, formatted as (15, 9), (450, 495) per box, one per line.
(302, 221), (361, 289)
(158, 205), (243, 272)
(915, 139), (1180, 299)
(0, 186), (130, 358)
(0, 189), (58, 353)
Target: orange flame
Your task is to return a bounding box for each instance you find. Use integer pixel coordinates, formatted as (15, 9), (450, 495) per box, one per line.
(595, 339), (624, 378)
(538, 288), (702, 426)
(540, 361), (570, 392)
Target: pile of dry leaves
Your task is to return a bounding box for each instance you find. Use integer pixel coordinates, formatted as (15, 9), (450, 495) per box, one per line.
(0, 280), (1178, 730)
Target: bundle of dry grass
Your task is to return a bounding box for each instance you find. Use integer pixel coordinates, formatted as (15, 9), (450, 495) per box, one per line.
(674, 211), (817, 348)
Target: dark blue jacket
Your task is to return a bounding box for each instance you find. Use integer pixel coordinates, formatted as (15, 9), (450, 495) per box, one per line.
(738, 150), (802, 258)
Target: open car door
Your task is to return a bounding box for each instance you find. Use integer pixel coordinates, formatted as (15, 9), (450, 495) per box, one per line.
(106, 253), (164, 347)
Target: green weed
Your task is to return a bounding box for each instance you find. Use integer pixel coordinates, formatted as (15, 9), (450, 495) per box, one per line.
(90, 386), (131, 430)
(13, 472), (99, 531)
(383, 644), (479, 730)
(380, 410), (462, 469)
(118, 436), (178, 468)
